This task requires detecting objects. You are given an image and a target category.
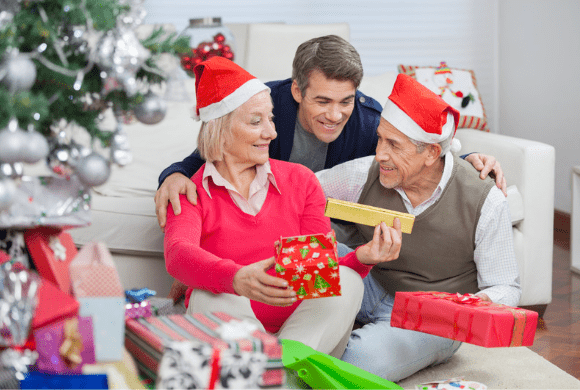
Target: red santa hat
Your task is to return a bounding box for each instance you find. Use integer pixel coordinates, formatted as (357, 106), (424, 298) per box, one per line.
(381, 73), (461, 154)
(193, 57), (270, 122)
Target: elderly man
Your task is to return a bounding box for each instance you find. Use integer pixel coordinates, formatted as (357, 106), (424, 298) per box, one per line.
(315, 73), (521, 381)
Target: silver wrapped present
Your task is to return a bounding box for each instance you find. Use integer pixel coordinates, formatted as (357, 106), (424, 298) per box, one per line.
(0, 176), (91, 229)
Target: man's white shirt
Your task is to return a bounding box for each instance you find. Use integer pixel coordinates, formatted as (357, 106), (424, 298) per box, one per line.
(316, 153), (521, 307)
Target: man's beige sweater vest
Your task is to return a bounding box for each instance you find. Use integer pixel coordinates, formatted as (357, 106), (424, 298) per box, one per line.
(356, 157), (495, 296)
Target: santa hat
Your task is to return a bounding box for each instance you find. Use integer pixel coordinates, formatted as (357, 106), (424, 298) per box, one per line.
(381, 73), (461, 154)
(193, 57), (270, 122)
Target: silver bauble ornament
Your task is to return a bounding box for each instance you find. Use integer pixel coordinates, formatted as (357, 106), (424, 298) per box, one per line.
(134, 92), (167, 125)
(95, 26), (149, 96)
(0, 162), (23, 179)
(68, 140), (91, 168)
(0, 120), (27, 164)
(75, 152), (111, 187)
(0, 51), (37, 93)
(110, 130), (132, 166)
(21, 130), (49, 164)
(46, 143), (74, 177)
(0, 177), (17, 210)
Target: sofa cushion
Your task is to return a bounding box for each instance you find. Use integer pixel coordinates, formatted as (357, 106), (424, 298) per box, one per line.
(92, 78), (200, 198)
(68, 194), (163, 256)
(399, 63), (490, 132)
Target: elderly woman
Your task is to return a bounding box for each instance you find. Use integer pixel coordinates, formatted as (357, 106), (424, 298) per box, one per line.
(163, 57), (402, 357)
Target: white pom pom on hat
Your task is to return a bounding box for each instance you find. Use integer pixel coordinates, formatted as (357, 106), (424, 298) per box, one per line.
(193, 57), (270, 122)
(382, 74), (461, 155)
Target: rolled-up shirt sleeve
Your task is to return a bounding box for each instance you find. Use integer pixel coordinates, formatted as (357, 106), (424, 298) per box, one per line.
(474, 186), (522, 307)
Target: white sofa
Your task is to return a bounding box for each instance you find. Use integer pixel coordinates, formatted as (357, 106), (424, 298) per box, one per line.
(67, 23), (555, 310)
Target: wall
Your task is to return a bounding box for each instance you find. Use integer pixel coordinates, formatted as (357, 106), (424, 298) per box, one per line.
(143, 0), (499, 129)
(499, 0), (580, 213)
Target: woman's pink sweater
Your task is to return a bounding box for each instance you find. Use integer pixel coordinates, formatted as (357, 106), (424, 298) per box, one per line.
(164, 159), (371, 333)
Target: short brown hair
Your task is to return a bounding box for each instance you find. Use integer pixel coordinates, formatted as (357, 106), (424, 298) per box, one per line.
(196, 112), (235, 162)
(292, 35), (363, 96)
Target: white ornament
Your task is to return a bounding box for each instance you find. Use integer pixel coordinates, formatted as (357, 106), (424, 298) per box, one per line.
(0, 50), (37, 93)
(0, 177), (17, 210)
(0, 162), (23, 179)
(21, 129), (49, 164)
(0, 119), (27, 164)
(48, 236), (67, 261)
(96, 26), (150, 96)
(75, 152), (111, 187)
(134, 91), (167, 125)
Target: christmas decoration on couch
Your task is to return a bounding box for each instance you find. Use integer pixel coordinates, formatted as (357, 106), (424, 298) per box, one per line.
(0, 0), (189, 222)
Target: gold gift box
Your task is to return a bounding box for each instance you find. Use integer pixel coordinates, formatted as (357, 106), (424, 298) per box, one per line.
(324, 198), (415, 234)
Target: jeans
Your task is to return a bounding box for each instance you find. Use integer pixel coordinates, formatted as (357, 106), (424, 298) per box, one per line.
(337, 244), (462, 382)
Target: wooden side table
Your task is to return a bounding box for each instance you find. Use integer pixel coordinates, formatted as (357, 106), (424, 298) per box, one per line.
(572, 166), (580, 274)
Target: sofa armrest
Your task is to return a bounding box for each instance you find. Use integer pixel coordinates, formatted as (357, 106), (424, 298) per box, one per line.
(455, 129), (555, 306)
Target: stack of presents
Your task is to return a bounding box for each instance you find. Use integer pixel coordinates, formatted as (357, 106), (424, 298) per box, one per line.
(1, 223), (540, 389)
(0, 227), (284, 389)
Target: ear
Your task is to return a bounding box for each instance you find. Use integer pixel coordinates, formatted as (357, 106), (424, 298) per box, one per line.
(291, 80), (303, 104)
(424, 143), (442, 167)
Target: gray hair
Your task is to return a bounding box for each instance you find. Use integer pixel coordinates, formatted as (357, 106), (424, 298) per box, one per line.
(196, 111), (235, 162)
(409, 136), (452, 158)
(292, 35), (363, 97)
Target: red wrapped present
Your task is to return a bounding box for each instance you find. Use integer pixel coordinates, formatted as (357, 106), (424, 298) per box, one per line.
(24, 227), (78, 294)
(274, 231), (341, 300)
(32, 278), (79, 330)
(390, 291), (538, 348)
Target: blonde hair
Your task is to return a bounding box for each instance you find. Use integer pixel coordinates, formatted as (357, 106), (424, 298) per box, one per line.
(196, 111), (235, 162)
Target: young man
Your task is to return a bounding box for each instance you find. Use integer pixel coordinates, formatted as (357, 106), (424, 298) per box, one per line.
(316, 74), (520, 381)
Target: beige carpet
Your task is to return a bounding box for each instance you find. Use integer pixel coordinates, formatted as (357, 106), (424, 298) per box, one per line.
(397, 343), (580, 390)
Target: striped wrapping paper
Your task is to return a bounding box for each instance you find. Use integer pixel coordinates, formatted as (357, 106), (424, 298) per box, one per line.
(124, 312), (284, 387)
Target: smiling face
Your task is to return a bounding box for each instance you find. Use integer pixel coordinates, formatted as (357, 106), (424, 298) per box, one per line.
(375, 118), (431, 190)
(291, 69), (356, 144)
(223, 90), (277, 166)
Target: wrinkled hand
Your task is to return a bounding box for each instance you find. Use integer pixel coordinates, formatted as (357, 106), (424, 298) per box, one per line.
(356, 219), (402, 265)
(465, 153), (507, 196)
(476, 292), (492, 302)
(167, 279), (188, 303)
(233, 257), (296, 307)
(154, 173), (198, 232)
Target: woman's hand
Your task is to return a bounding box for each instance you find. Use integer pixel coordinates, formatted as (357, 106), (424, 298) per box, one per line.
(233, 257), (297, 307)
(356, 219), (402, 265)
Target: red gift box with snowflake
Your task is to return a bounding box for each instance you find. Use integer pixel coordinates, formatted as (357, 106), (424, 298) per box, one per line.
(274, 231), (341, 300)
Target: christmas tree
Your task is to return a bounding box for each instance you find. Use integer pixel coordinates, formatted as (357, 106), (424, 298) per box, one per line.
(310, 236), (326, 249)
(275, 263), (286, 274)
(314, 274), (331, 292)
(296, 285), (307, 297)
(0, 0), (189, 213)
(327, 257), (338, 268)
